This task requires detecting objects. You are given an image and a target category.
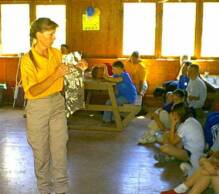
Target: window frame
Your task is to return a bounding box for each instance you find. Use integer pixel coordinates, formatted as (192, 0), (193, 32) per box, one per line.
(0, 0), (219, 59)
(122, 2), (157, 57)
(0, 1), (66, 56)
(122, 0), (219, 60)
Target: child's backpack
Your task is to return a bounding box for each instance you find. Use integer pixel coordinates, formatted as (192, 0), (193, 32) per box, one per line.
(203, 112), (219, 150)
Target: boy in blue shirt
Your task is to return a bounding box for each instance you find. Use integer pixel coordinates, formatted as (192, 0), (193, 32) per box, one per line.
(103, 60), (137, 123)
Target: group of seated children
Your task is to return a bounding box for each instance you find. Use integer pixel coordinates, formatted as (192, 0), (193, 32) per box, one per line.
(138, 89), (186, 144)
(130, 55), (218, 193)
(161, 131), (219, 194)
(61, 46), (218, 193)
(100, 51), (148, 123)
(138, 95), (218, 194)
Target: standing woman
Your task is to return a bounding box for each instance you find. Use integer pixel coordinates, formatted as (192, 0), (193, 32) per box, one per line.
(21, 18), (69, 194)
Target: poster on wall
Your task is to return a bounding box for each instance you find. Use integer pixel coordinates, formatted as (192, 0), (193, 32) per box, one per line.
(82, 7), (100, 31)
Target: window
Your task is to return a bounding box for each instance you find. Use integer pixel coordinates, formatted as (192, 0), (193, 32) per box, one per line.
(0, 4), (30, 54)
(162, 3), (196, 56)
(36, 5), (66, 49)
(123, 3), (156, 56)
(202, 3), (219, 57)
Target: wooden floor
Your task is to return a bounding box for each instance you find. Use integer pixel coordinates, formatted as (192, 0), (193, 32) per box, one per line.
(0, 107), (192, 194)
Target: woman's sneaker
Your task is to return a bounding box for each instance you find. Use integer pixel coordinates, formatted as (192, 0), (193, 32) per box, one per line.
(154, 153), (176, 163)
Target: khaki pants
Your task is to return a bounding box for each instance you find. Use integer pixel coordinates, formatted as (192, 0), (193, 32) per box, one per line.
(25, 93), (69, 194)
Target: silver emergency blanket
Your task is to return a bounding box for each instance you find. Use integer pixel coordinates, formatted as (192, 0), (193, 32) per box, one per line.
(62, 52), (85, 117)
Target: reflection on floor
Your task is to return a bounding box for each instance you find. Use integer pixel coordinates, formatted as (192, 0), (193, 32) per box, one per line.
(0, 107), (212, 194)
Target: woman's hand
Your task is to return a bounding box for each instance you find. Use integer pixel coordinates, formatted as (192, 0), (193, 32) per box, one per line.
(54, 63), (69, 79)
(75, 59), (88, 71)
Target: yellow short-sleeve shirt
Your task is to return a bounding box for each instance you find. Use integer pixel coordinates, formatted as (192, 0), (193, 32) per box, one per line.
(21, 47), (63, 99)
(124, 60), (148, 93)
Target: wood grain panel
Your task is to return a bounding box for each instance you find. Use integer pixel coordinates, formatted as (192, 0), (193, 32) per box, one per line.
(0, 57), (19, 102)
(69, 0), (122, 58)
(1, 57), (219, 102)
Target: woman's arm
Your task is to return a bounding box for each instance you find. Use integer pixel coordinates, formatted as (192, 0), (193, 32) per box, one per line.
(29, 63), (69, 96)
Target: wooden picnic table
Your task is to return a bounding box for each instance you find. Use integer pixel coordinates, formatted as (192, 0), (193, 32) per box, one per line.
(68, 78), (141, 131)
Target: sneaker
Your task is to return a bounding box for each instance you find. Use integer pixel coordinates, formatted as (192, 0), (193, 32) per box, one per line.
(154, 153), (176, 163)
(155, 131), (164, 143)
(138, 131), (150, 144)
(180, 162), (192, 176)
(145, 135), (156, 143)
(160, 189), (186, 194)
(138, 136), (148, 144)
(138, 135), (156, 144)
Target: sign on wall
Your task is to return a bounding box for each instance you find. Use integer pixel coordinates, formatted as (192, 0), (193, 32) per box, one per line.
(82, 7), (100, 31)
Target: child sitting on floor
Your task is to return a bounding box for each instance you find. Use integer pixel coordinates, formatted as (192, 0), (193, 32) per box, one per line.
(102, 61), (137, 123)
(161, 150), (219, 194)
(155, 103), (205, 177)
(138, 89), (185, 144)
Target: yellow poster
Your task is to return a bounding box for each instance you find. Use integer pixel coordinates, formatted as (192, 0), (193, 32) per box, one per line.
(82, 14), (100, 31)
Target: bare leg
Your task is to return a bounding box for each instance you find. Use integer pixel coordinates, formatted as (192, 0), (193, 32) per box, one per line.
(211, 176), (219, 193)
(160, 144), (189, 161)
(188, 175), (210, 194)
(184, 168), (202, 188)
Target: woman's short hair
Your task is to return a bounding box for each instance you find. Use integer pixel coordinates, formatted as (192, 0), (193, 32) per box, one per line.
(30, 17), (58, 45)
(171, 102), (192, 122)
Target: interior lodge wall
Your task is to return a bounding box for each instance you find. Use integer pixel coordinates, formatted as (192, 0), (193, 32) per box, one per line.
(0, 0), (219, 103)
(1, 57), (219, 103)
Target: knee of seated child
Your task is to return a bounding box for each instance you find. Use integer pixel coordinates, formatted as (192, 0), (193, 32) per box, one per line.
(148, 121), (160, 133)
(160, 144), (170, 153)
(161, 132), (170, 144)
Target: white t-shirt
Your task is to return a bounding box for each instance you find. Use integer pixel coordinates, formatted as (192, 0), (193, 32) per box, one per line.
(177, 117), (205, 153)
(186, 77), (207, 109)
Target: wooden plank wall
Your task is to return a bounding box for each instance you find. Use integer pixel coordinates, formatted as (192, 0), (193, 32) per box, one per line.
(0, 57), (20, 102)
(68, 0), (123, 58)
(0, 0), (219, 103)
(1, 57), (219, 103)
